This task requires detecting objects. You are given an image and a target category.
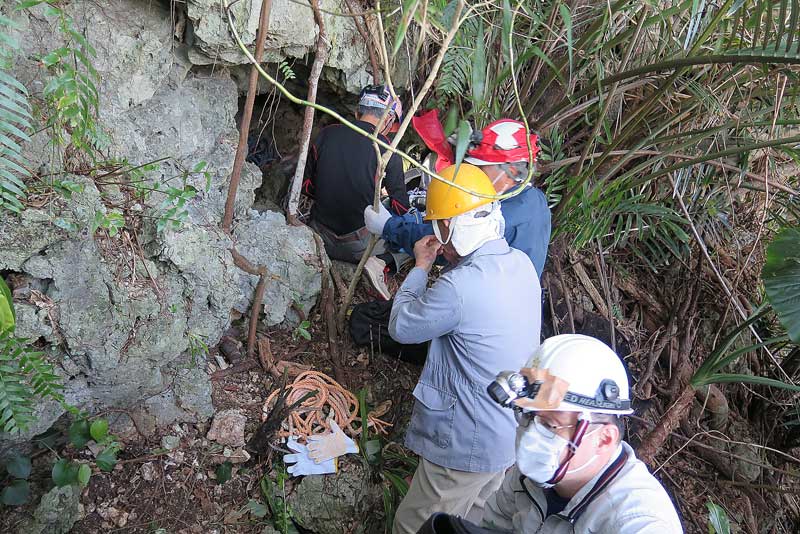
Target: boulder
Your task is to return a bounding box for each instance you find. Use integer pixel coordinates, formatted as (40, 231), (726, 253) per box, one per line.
(233, 210), (322, 326)
(286, 462), (383, 534)
(19, 486), (81, 534)
(207, 409), (247, 447)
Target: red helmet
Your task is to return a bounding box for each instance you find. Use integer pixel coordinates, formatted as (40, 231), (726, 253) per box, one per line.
(465, 119), (539, 165)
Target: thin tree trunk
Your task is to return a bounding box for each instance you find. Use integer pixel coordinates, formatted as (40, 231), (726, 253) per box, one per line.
(221, 1), (273, 363)
(222, 0), (273, 234)
(286, 0), (329, 224)
(246, 272), (269, 359)
(313, 233), (344, 384)
(637, 385), (696, 464)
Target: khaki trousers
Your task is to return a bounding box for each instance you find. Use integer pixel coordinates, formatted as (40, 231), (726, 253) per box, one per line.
(392, 459), (505, 534)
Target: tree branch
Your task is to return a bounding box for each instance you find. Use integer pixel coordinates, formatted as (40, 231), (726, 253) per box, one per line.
(286, 0), (330, 223)
(222, 0), (273, 234)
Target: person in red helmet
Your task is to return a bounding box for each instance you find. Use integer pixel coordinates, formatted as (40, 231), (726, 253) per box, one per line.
(364, 119), (551, 278)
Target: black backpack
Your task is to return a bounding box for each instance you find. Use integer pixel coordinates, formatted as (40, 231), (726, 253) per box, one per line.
(349, 299), (428, 366)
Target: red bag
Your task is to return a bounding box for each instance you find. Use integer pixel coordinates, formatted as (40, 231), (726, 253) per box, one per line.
(412, 109), (454, 171)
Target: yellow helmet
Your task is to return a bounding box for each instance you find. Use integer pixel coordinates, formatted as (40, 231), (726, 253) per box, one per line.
(424, 164), (495, 221)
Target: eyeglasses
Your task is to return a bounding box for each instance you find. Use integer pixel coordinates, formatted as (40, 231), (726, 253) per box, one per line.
(516, 412), (610, 440)
(516, 411), (576, 436)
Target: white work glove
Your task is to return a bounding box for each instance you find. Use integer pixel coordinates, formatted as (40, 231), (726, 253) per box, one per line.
(306, 420), (359, 464)
(283, 437), (337, 476)
(364, 203), (392, 236)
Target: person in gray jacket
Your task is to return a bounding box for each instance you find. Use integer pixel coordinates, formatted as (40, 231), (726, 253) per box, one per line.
(416, 334), (683, 534)
(389, 164), (541, 534)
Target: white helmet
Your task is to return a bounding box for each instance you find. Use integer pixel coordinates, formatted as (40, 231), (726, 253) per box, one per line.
(514, 334), (633, 415)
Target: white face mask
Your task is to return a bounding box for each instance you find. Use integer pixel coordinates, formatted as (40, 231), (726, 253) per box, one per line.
(515, 417), (565, 487)
(449, 203), (504, 256)
(515, 416), (600, 487)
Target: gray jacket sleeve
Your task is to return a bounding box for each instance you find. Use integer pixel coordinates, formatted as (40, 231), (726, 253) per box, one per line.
(389, 267), (461, 344)
(481, 468), (517, 532)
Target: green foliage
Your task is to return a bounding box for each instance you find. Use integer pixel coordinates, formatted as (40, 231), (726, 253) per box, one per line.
(156, 183), (198, 233)
(51, 458), (79, 486)
(0, 11), (33, 214)
(0, 276), (14, 333)
(706, 501), (732, 534)
(2, 452), (33, 505)
(763, 226), (800, 343)
(1, 479), (30, 506)
(187, 332), (209, 366)
(260, 466), (298, 534)
(215, 461), (233, 484)
(38, 2), (105, 156)
(67, 414), (120, 473)
(89, 418), (108, 441)
(242, 498), (268, 519)
(94, 445), (119, 472)
(356, 389), (418, 532)
(68, 419), (91, 448)
(0, 331), (64, 434)
(293, 320), (312, 341)
(52, 457), (93, 487)
(424, 0), (800, 271)
(91, 209), (125, 237)
(5, 452), (31, 479)
(393, 0), (420, 57)
(278, 60), (296, 81)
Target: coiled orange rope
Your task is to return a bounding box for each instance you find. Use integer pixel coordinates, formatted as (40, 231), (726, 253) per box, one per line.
(262, 371), (391, 438)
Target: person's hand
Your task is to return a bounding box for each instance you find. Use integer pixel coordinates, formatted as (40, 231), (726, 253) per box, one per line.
(364, 203), (392, 236)
(414, 235), (442, 271)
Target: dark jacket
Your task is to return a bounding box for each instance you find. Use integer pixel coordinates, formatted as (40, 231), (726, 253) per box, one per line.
(305, 120), (409, 235)
(382, 185), (551, 276)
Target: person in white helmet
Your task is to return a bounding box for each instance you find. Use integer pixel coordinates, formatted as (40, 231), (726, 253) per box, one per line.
(416, 334), (683, 534)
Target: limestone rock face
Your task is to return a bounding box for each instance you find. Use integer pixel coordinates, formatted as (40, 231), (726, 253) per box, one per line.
(185, 0), (375, 93)
(233, 210), (322, 325)
(0, 0), (324, 442)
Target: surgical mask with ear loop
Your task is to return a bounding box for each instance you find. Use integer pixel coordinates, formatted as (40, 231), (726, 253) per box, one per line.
(515, 413), (598, 487)
(432, 219), (452, 246)
(565, 427), (601, 475)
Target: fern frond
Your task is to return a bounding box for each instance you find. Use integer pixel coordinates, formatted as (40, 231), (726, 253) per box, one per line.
(0, 14), (32, 215)
(0, 332), (63, 435)
(437, 46), (470, 98)
(0, 334), (35, 434)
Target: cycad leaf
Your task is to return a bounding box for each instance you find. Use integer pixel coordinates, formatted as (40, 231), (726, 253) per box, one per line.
(393, 0), (420, 57)
(0, 17), (32, 215)
(702, 373), (800, 392)
(706, 501), (731, 534)
(452, 119), (472, 174)
(763, 226), (800, 343)
(471, 20), (486, 110)
(559, 3), (574, 80)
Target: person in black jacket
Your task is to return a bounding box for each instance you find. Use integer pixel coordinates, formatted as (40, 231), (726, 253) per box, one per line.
(305, 85), (410, 292)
